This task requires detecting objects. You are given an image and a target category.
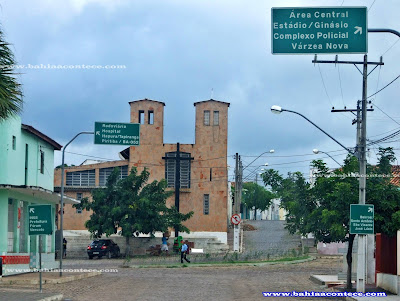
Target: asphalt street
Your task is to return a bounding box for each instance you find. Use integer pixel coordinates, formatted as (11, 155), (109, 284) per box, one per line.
(32, 257), (343, 301)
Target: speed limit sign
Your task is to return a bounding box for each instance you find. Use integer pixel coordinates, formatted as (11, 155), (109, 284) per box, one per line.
(231, 214), (241, 225)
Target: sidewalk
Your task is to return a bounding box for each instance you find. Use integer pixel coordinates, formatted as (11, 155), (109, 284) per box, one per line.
(0, 271), (101, 285)
(0, 288), (62, 301)
(0, 270), (101, 301)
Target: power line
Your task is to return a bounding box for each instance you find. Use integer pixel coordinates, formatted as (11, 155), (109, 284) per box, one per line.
(241, 149), (345, 158)
(318, 64), (333, 107)
(382, 38), (400, 56)
(368, 74), (400, 99)
(337, 64), (345, 106)
(367, 127), (400, 139)
(368, 0), (377, 11)
(372, 103), (400, 126)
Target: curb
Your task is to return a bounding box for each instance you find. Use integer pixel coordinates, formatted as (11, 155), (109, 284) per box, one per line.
(37, 294), (64, 301)
(126, 256), (316, 269)
(0, 271), (101, 285)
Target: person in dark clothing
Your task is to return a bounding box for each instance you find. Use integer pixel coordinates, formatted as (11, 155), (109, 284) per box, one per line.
(63, 238), (67, 258)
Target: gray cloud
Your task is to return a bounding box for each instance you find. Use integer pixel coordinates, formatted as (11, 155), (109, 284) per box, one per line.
(1, 0), (399, 179)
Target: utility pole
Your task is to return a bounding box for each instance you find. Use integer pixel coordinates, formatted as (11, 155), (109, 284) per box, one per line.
(313, 54), (383, 293)
(238, 158), (243, 213)
(357, 54), (368, 293)
(233, 153), (241, 252)
(234, 153), (239, 215)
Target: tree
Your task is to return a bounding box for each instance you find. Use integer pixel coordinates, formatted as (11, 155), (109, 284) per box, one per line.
(242, 182), (275, 220)
(261, 148), (400, 290)
(0, 25), (23, 120)
(74, 167), (193, 256)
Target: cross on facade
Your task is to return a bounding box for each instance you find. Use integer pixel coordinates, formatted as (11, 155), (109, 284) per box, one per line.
(162, 142), (194, 237)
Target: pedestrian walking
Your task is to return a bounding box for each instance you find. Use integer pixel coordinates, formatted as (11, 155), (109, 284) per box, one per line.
(180, 240), (190, 263)
(161, 233), (169, 255)
(63, 238), (67, 258)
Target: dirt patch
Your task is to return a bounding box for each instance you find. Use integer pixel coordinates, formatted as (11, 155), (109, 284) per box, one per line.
(243, 223), (257, 231)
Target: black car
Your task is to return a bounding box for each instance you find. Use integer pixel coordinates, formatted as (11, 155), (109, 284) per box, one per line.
(87, 239), (120, 259)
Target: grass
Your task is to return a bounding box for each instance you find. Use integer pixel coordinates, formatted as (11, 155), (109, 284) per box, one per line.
(134, 255), (311, 268)
(191, 255), (310, 265)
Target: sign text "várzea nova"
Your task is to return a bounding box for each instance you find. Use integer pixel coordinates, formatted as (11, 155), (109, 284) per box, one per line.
(271, 7), (367, 54)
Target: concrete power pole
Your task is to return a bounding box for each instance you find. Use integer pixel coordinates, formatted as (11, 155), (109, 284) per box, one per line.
(233, 153), (242, 252)
(356, 54), (368, 293)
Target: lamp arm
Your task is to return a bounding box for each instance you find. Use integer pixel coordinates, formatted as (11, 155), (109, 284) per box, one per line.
(283, 109), (353, 155)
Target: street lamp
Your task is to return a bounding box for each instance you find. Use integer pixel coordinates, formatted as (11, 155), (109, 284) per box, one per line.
(312, 149), (342, 167)
(59, 131), (93, 277)
(243, 150), (274, 172)
(270, 105), (353, 155)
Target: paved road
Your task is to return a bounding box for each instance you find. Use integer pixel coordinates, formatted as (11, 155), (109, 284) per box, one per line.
(243, 220), (302, 257)
(32, 257), (344, 301)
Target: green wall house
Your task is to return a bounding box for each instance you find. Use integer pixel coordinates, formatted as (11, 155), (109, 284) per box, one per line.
(0, 116), (76, 276)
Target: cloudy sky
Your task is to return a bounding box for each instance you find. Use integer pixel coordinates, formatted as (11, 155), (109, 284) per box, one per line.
(2, 0), (399, 183)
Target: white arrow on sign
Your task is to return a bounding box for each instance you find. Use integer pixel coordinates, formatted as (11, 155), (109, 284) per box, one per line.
(354, 26), (362, 35)
(29, 208), (35, 213)
(368, 207), (373, 213)
(96, 131), (100, 135)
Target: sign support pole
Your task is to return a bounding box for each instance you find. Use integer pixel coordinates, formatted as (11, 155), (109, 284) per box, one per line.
(39, 235), (42, 293)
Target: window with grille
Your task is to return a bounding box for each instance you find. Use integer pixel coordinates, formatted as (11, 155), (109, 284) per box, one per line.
(66, 170), (95, 186)
(204, 110), (210, 126)
(76, 193), (83, 213)
(8, 199), (14, 252)
(165, 152), (191, 188)
(40, 150), (45, 174)
(19, 201), (27, 252)
(12, 136), (16, 150)
(203, 194), (210, 215)
(99, 165), (128, 186)
(213, 111), (219, 126)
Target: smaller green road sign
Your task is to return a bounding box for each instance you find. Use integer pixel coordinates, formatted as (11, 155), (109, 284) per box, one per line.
(29, 205), (53, 235)
(94, 122), (140, 146)
(350, 204), (374, 235)
(271, 7), (367, 54)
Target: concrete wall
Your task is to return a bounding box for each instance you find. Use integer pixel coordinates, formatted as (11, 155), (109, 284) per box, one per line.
(377, 273), (399, 295)
(0, 190), (8, 253)
(54, 160), (128, 230)
(0, 116), (24, 185)
(64, 234), (228, 257)
(0, 116), (56, 190)
(398, 231), (400, 277)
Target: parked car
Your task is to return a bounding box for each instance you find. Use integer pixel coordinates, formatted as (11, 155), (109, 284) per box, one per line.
(87, 239), (120, 259)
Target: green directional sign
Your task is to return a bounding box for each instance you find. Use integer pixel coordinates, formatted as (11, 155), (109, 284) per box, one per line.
(350, 204), (374, 235)
(271, 7), (367, 54)
(28, 205), (53, 235)
(94, 122), (140, 146)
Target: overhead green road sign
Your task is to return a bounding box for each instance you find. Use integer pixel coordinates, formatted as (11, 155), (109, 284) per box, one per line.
(350, 204), (374, 235)
(271, 7), (367, 54)
(29, 205), (53, 235)
(94, 122), (140, 146)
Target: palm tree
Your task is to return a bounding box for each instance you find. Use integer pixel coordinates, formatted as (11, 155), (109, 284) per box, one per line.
(0, 25), (23, 120)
